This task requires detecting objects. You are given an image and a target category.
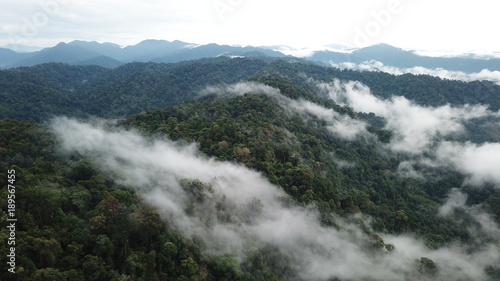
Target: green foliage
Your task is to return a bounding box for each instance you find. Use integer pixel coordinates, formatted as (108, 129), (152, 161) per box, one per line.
(0, 58), (268, 121)
(123, 88), (495, 244)
(416, 257), (438, 277)
(3, 57), (500, 124)
(255, 59), (500, 110)
(1, 57), (500, 280)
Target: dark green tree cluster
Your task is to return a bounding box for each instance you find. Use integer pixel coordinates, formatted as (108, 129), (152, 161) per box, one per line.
(1, 57), (500, 280)
(2, 57), (500, 123)
(123, 78), (499, 246)
(254, 59), (500, 110)
(0, 58), (268, 122)
(0, 119), (292, 280)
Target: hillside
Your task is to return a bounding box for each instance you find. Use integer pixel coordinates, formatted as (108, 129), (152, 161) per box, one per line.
(310, 43), (500, 73)
(0, 58), (269, 121)
(2, 57), (500, 122)
(1, 40), (286, 68)
(1, 58), (500, 280)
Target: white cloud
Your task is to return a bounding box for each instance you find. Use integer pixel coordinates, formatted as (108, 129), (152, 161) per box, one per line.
(397, 161), (425, 180)
(51, 117), (500, 281)
(438, 188), (468, 217)
(2, 0), (500, 53)
(202, 81), (281, 97)
(436, 142), (500, 187)
(316, 79), (500, 188)
(318, 79), (493, 154)
(330, 60), (500, 85)
(439, 188), (500, 241)
(204, 80), (500, 188)
(2, 0), (217, 47)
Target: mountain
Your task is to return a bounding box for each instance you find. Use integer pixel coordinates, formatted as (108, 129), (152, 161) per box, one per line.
(14, 42), (102, 66)
(155, 43), (286, 63)
(74, 55), (124, 68)
(67, 40), (122, 57)
(118, 39), (193, 61)
(1, 44), (43, 53)
(3, 57), (500, 123)
(3, 40), (500, 76)
(2, 44), (43, 53)
(0, 57), (269, 121)
(2, 40), (286, 68)
(0, 48), (33, 68)
(1, 56), (500, 281)
(1, 56), (500, 280)
(310, 43), (500, 73)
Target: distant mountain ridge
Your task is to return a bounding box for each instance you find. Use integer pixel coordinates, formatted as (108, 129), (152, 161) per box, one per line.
(2, 40), (500, 74)
(0, 40), (286, 68)
(310, 43), (500, 73)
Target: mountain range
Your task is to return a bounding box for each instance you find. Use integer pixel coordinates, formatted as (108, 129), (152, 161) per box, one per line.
(0, 40), (284, 69)
(2, 40), (500, 74)
(1, 55), (500, 281)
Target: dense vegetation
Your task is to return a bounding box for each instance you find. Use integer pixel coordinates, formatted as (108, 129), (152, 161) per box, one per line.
(123, 81), (499, 240)
(0, 119), (270, 280)
(0, 58), (268, 121)
(1, 58), (500, 280)
(2, 58), (500, 122)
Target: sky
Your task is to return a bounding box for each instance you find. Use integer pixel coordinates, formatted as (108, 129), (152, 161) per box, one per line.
(1, 0), (500, 54)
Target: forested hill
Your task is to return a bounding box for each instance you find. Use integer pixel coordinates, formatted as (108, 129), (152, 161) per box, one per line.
(1, 57), (500, 280)
(2, 57), (500, 123)
(0, 58), (269, 121)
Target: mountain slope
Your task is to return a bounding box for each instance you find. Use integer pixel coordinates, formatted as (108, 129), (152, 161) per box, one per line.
(257, 59), (500, 110)
(2, 57), (500, 122)
(14, 42), (102, 67)
(0, 57), (270, 121)
(67, 40), (122, 57)
(1, 57), (500, 280)
(0, 48), (33, 68)
(119, 39), (193, 61)
(74, 55), (124, 68)
(310, 43), (500, 73)
(4, 40), (500, 76)
(4, 40), (285, 68)
(155, 43), (286, 63)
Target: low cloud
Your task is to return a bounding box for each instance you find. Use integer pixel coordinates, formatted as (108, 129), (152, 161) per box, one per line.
(439, 188), (500, 241)
(330, 60), (500, 85)
(51, 117), (500, 281)
(329, 152), (356, 169)
(436, 141), (500, 187)
(202, 81), (281, 98)
(316, 79), (500, 188)
(317, 79), (493, 154)
(438, 188), (469, 217)
(287, 99), (370, 141)
(397, 161), (425, 180)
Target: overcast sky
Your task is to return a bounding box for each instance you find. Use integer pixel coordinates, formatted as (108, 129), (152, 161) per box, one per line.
(1, 0), (499, 54)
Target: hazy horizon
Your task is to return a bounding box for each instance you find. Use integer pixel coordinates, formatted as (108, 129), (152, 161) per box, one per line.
(1, 0), (499, 55)
(3, 39), (500, 60)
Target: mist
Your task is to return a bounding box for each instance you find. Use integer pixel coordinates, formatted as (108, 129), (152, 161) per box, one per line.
(201, 80), (500, 188)
(318, 79), (494, 153)
(52, 117), (500, 281)
(317, 79), (500, 188)
(436, 141), (500, 187)
(439, 188), (500, 243)
(330, 60), (500, 85)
